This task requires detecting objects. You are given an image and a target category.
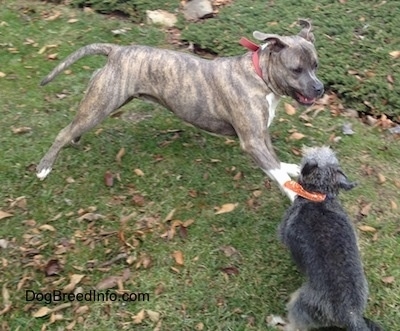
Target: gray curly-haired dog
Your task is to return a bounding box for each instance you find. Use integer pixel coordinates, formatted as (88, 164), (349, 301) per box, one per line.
(278, 146), (383, 331)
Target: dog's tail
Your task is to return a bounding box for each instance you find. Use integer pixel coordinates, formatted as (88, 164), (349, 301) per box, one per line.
(40, 43), (116, 86)
(347, 317), (384, 331)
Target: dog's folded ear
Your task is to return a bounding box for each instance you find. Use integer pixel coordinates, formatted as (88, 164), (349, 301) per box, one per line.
(252, 32), (288, 52)
(298, 19), (315, 43)
(337, 170), (357, 191)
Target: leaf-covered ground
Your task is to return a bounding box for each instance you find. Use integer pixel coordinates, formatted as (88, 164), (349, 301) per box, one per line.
(0, 1), (399, 330)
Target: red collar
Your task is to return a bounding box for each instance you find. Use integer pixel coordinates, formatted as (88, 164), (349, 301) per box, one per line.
(239, 37), (263, 79)
(284, 180), (326, 202)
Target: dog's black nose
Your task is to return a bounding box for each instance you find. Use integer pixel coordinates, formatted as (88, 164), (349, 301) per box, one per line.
(313, 82), (324, 96)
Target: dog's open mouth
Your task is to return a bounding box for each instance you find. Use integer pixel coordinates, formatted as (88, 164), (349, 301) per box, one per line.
(295, 92), (316, 106)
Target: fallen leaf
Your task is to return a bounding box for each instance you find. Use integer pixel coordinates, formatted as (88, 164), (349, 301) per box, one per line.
(146, 310), (160, 322)
(67, 18), (79, 23)
(358, 225), (377, 233)
(39, 224), (56, 232)
(75, 305), (90, 315)
(104, 171), (114, 187)
(32, 306), (52, 318)
(382, 276), (395, 284)
(134, 168), (144, 176)
(132, 194), (146, 206)
(0, 239), (9, 249)
(116, 147), (125, 165)
(132, 309), (146, 324)
(44, 259), (62, 276)
(0, 211), (12, 220)
(389, 50), (400, 59)
(182, 219), (195, 227)
(266, 314), (286, 327)
(195, 322), (205, 331)
(377, 173), (386, 184)
(284, 103), (296, 115)
(164, 208), (176, 222)
(360, 203), (372, 216)
(172, 250), (184, 266)
(0, 284), (11, 316)
(0, 72), (6, 78)
(215, 203), (238, 215)
(390, 200), (397, 210)
(63, 274), (85, 293)
(47, 53), (58, 60)
(233, 171), (242, 181)
(288, 132), (305, 140)
(220, 245), (238, 258)
(221, 266), (239, 276)
(77, 213), (104, 221)
(11, 126), (31, 134)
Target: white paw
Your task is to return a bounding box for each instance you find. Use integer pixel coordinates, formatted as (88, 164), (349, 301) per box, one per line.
(37, 168), (52, 180)
(280, 162), (300, 177)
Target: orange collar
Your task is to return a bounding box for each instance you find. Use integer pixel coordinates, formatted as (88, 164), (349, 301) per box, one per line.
(239, 37), (263, 79)
(284, 180), (326, 202)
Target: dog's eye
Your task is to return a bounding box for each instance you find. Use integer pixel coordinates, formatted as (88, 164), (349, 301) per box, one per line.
(292, 67), (302, 74)
(313, 62), (318, 70)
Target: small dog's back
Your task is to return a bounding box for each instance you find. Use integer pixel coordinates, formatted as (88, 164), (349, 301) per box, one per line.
(278, 147), (383, 331)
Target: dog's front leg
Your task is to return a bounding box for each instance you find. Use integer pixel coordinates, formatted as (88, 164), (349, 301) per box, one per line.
(237, 130), (297, 202)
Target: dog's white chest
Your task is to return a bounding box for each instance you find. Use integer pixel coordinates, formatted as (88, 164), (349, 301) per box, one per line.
(266, 93), (280, 127)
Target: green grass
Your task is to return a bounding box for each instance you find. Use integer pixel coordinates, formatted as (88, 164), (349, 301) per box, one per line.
(0, 0), (399, 330)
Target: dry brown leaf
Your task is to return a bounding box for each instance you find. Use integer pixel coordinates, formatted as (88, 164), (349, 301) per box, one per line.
(377, 173), (386, 184)
(116, 147), (126, 165)
(49, 313), (64, 324)
(134, 168), (144, 176)
(75, 305), (90, 315)
(389, 50), (400, 59)
(172, 250), (184, 266)
(358, 225), (377, 233)
(182, 219), (195, 227)
(132, 309), (146, 324)
(146, 310), (161, 323)
(0, 72), (6, 78)
(284, 103), (296, 115)
(220, 245), (238, 258)
(96, 275), (119, 290)
(195, 322), (205, 331)
(215, 203), (238, 215)
(67, 18), (79, 23)
(360, 203), (372, 216)
(39, 224), (56, 232)
(104, 171), (114, 187)
(77, 213), (104, 222)
(382, 276), (395, 284)
(390, 200), (397, 210)
(0, 284), (11, 316)
(11, 126), (32, 134)
(132, 194), (146, 207)
(289, 132), (305, 140)
(63, 274), (85, 293)
(32, 306), (53, 318)
(164, 208), (176, 222)
(221, 266), (239, 276)
(44, 259), (62, 277)
(0, 211), (12, 220)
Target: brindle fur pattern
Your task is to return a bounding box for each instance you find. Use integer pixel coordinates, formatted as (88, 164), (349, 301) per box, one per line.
(278, 147), (383, 330)
(36, 20), (324, 201)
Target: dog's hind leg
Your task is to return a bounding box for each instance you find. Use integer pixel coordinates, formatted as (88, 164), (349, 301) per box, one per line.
(36, 68), (130, 179)
(285, 288), (322, 331)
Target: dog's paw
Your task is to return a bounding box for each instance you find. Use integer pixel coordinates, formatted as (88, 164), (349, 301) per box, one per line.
(280, 162), (300, 177)
(36, 167), (52, 180)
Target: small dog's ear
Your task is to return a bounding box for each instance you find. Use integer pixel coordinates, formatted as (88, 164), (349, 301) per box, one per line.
(298, 19), (315, 43)
(252, 32), (288, 52)
(301, 159), (318, 177)
(336, 170), (357, 191)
